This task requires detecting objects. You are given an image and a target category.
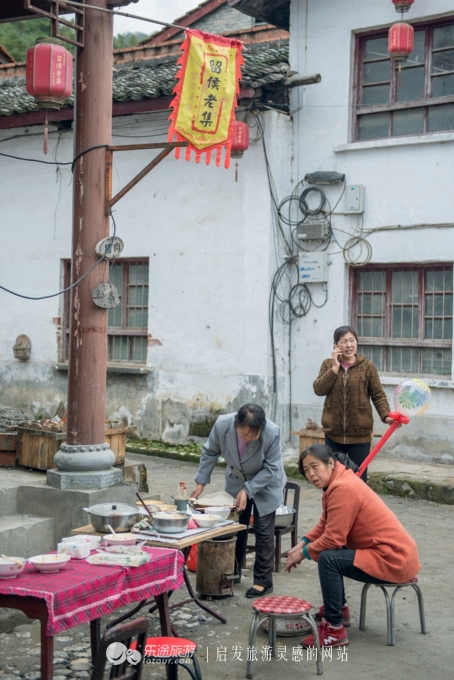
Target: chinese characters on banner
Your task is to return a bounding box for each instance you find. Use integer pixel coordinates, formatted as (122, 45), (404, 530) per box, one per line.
(168, 29), (244, 168)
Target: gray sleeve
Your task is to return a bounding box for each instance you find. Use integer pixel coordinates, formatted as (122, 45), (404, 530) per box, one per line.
(194, 421), (222, 486)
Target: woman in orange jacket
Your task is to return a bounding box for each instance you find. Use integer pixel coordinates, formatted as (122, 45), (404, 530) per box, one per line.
(285, 444), (421, 648)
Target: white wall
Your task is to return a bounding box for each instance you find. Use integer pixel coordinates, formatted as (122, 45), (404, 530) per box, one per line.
(0, 109), (293, 440)
(285, 0), (454, 461)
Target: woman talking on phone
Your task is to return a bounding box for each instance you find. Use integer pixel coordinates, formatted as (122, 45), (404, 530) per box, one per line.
(313, 326), (396, 481)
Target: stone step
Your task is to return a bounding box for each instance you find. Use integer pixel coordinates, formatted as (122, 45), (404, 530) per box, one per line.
(0, 514), (54, 558)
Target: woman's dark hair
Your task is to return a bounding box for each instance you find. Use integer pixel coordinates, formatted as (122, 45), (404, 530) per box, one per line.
(298, 443), (359, 477)
(333, 326), (358, 344)
(234, 403), (266, 435)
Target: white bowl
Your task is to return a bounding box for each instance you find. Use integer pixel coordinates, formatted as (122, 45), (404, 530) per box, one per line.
(28, 554), (71, 573)
(101, 533), (138, 546)
(192, 514), (221, 529)
(0, 557), (26, 579)
(203, 506), (230, 520)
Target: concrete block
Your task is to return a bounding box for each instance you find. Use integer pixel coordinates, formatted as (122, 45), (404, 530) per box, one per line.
(17, 481), (139, 543)
(0, 514), (54, 557)
(122, 463), (148, 492)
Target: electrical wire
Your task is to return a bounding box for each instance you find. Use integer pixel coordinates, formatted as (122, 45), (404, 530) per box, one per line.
(0, 216), (117, 301)
(0, 144), (109, 173)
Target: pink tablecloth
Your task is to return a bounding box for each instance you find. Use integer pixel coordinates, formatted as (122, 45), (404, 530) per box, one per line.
(0, 547), (184, 635)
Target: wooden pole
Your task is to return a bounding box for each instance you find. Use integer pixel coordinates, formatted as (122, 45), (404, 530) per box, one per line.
(67, 0), (112, 446)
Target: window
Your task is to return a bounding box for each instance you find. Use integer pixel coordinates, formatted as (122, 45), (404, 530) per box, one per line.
(63, 259), (149, 363)
(354, 19), (454, 140)
(350, 264), (453, 376)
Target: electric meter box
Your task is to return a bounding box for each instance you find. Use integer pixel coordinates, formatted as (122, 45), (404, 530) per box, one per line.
(299, 252), (328, 283)
(345, 184), (365, 213)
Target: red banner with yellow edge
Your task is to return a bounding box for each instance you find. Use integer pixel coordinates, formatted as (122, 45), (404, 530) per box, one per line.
(168, 29), (244, 168)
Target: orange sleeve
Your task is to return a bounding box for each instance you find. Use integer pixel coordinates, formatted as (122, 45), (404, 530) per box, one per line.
(306, 485), (362, 561)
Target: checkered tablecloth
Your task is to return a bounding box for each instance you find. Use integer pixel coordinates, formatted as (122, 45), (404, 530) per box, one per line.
(0, 547), (184, 635)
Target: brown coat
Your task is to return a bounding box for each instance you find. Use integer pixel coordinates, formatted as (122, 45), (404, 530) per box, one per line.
(313, 354), (390, 444)
(305, 463), (421, 583)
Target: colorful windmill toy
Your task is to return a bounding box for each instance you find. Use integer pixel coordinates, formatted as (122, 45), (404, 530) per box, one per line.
(356, 379), (431, 477)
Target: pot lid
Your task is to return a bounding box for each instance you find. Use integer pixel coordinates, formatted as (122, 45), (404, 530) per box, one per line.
(86, 503), (139, 517)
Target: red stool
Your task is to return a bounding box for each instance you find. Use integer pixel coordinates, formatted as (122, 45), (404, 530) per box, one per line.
(131, 636), (202, 679)
(359, 576), (426, 646)
(246, 596), (322, 678)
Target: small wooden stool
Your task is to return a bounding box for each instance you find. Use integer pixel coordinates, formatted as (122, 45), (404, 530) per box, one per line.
(132, 636), (202, 679)
(246, 596), (323, 678)
(359, 577), (426, 646)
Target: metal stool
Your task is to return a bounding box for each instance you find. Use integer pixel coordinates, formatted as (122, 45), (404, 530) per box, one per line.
(134, 636), (202, 680)
(359, 577), (426, 646)
(246, 596), (323, 678)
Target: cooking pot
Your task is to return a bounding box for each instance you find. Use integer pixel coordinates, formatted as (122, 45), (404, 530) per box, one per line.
(84, 503), (146, 533)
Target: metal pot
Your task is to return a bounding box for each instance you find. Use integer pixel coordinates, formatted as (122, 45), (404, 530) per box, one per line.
(150, 511), (190, 534)
(274, 505), (296, 528)
(84, 503), (145, 533)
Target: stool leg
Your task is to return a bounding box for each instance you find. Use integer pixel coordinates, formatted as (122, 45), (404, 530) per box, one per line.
(177, 658), (201, 680)
(359, 582), (372, 631)
(246, 612), (261, 679)
(378, 586), (394, 646)
(411, 584), (427, 634)
(303, 613), (323, 676)
(192, 653), (203, 680)
(269, 616), (277, 657)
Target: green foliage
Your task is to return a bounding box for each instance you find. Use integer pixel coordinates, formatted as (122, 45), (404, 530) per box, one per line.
(0, 18), (77, 62)
(113, 32), (147, 50)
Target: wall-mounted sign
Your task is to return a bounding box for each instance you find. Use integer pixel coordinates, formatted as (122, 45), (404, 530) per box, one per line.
(92, 282), (120, 309)
(95, 236), (124, 259)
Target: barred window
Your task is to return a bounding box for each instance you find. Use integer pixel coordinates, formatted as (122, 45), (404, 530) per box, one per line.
(63, 259), (149, 363)
(354, 19), (454, 140)
(351, 265), (453, 376)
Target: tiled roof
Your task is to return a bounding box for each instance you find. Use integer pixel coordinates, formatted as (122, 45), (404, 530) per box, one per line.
(0, 41), (289, 117)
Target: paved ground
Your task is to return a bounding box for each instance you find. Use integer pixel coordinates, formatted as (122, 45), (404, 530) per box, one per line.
(1, 454), (454, 680)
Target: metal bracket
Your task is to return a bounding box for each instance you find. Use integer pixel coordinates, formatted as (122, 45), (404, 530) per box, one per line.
(104, 142), (188, 216)
(24, 0), (85, 48)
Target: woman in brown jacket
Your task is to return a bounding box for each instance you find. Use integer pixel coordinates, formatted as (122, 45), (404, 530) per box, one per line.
(285, 444), (421, 648)
(313, 325), (396, 480)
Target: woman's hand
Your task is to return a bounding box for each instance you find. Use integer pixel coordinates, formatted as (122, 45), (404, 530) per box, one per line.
(331, 347), (342, 374)
(236, 489), (248, 512)
(190, 483), (205, 499)
(285, 541), (306, 572)
(385, 416), (402, 428)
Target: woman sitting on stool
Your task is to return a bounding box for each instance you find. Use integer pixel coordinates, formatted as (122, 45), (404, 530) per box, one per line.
(285, 444), (420, 648)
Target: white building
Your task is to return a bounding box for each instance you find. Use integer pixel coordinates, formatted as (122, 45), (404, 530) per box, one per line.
(0, 0), (453, 463)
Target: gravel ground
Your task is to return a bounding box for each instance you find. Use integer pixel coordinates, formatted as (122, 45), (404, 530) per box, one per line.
(0, 454), (453, 680)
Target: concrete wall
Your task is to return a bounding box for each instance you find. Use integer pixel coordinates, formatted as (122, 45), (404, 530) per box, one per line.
(0, 109), (293, 441)
(285, 0), (454, 462)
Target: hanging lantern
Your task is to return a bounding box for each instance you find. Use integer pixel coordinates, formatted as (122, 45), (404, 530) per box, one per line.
(26, 40), (73, 154)
(392, 0), (415, 13)
(230, 121), (249, 158)
(388, 22), (414, 62)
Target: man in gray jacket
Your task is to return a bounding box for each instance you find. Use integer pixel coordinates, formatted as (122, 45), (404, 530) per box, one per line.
(191, 404), (286, 597)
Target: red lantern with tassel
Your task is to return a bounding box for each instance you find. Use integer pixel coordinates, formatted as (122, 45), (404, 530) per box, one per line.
(26, 40), (73, 154)
(230, 121), (249, 182)
(388, 22), (414, 62)
(392, 0), (415, 13)
(230, 121), (249, 158)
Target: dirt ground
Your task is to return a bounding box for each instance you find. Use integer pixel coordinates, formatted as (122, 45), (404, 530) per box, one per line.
(1, 453), (453, 680)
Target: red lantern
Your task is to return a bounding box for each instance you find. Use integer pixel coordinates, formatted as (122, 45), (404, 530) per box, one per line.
(26, 41), (73, 111)
(230, 121), (249, 158)
(388, 22), (414, 61)
(26, 41), (73, 154)
(392, 0), (415, 12)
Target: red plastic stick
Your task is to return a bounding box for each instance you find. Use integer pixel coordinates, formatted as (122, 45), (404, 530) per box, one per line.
(356, 411), (409, 477)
